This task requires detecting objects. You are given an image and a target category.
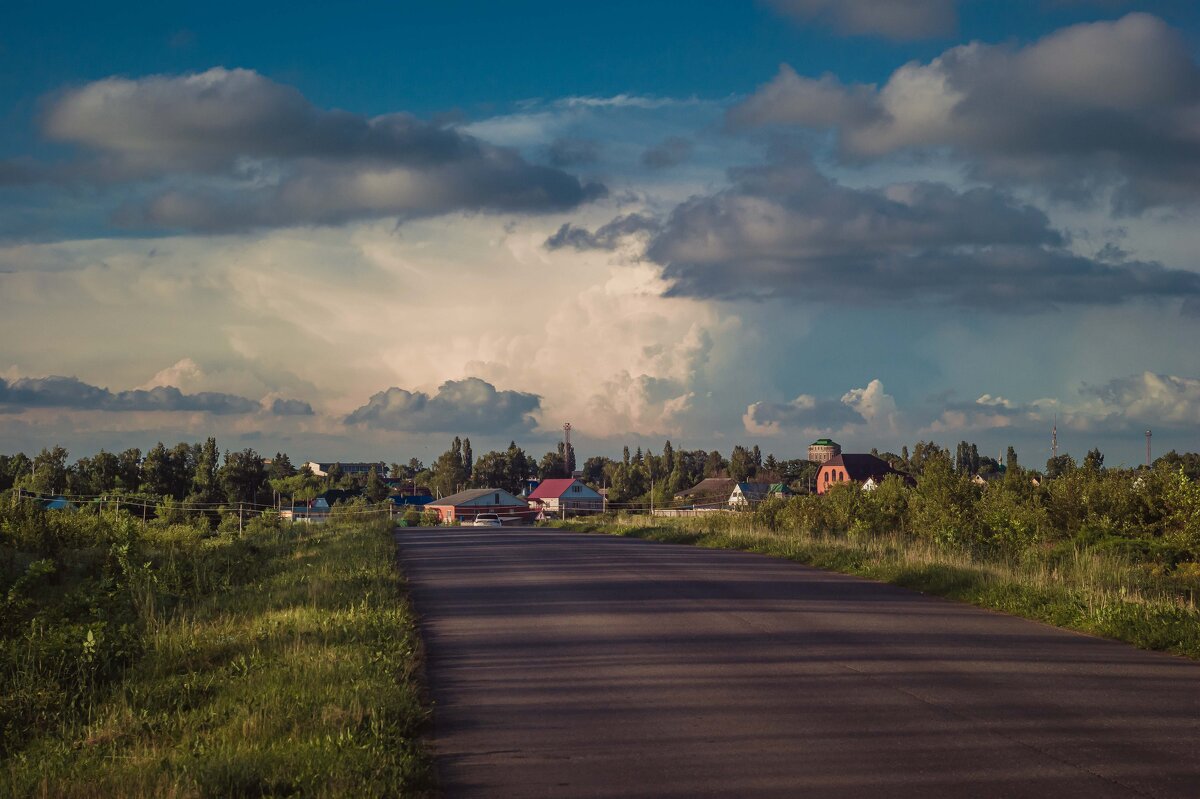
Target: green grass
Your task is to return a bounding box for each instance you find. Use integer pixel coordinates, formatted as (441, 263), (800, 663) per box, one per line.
(548, 515), (1200, 660)
(2, 517), (434, 798)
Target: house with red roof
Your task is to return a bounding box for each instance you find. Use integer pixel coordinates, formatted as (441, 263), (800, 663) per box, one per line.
(527, 478), (603, 514)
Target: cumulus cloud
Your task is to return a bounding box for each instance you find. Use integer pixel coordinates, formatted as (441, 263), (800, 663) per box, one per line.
(344, 377), (540, 433)
(641, 136), (694, 169)
(926, 394), (1044, 434)
(731, 14), (1200, 211)
(545, 213), (659, 251)
(744, 394), (864, 435)
(641, 154), (1200, 309)
(1083, 372), (1200, 427)
(764, 0), (958, 40)
(37, 67), (603, 230)
(270, 398), (315, 416)
(744, 379), (903, 436)
(0, 375), (260, 414)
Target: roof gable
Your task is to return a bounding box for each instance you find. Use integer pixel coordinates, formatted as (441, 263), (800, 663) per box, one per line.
(821, 454), (902, 481)
(432, 487), (526, 507)
(675, 477), (737, 498)
(527, 478), (600, 500)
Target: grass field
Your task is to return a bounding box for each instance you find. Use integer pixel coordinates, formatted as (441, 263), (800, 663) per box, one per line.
(548, 514), (1200, 661)
(2, 513), (434, 798)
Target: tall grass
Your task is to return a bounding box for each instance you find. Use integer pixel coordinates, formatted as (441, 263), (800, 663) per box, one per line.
(1, 506), (433, 798)
(550, 513), (1200, 660)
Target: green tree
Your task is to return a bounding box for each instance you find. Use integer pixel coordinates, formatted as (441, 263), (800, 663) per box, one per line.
(430, 440), (469, 497)
(471, 451), (510, 490)
(1083, 448), (1105, 473)
(267, 452), (296, 480)
(29, 446), (69, 495)
(219, 448), (268, 505)
(116, 448), (142, 492)
(539, 450), (567, 479)
(1045, 454), (1076, 479)
(169, 441), (196, 498)
(0, 452), (31, 492)
(141, 442), (174, 497)
(704, 450), (726, 478)
(580, 455), (612, 488)
(365, 467), (389, 503)
(191, 438), (220, 501)
(729, 445), (753, 482)
(1006, 446), (1019, 473)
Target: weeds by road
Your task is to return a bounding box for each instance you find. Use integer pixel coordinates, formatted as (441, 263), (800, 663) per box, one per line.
(1, 506), (434, 798)
(549, 514), (1200, 661)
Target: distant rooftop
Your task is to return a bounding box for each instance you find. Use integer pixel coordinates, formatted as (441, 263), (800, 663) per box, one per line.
(811, 438), (839, 446)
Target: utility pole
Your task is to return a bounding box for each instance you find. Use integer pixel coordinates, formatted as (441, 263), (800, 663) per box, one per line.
(239, 502), (244, 534)
(1146, 430), (1153, 468)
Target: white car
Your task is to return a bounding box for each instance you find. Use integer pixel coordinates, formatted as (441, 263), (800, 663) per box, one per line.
(472, 513), (503, 527)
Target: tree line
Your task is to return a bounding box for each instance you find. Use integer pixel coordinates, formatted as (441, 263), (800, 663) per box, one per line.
(4, 436), (1199, 512)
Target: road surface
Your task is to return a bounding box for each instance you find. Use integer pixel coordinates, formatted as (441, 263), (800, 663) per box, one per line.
(395, 525), (1200, 798)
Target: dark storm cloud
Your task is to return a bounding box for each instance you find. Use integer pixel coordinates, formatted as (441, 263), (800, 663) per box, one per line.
(640, 156), (1200, 310)
(641, 137), (694, 169)
(34, 67), (604, 231)
(344, 377), (540, 434)
(764, 0), (958, 40)
(544, 213), (660, 251)
(270, 398), (315, 416)
(730, 14), (1200, 212)
(0, 375), (260, 414)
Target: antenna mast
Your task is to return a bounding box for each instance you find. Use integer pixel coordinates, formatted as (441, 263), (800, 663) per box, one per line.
(1146, 429), (1152, 468)
(1051, 414), (1058, 460)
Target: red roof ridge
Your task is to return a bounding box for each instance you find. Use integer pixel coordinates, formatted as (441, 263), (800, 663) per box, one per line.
(527, 478), (581, 499)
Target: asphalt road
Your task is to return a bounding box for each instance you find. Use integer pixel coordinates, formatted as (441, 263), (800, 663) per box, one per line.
(395, 526), (1200, 798)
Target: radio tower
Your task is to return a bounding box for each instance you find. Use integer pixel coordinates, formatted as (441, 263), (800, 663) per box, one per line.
(1051, 415), (1058, 460)
(1146, 429), (1152, 468)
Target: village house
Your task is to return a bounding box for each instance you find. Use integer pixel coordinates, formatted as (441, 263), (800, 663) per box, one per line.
(426, 488), (530, 524)
(304, 461), (387, 478)
(817, 454), (908, 495)
(674, 477), (738, 508)
(728, 482), (774, 508)
(526, 478), (603, 514)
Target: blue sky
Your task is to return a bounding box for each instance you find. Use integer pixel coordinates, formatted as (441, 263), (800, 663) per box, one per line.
(2, 0), (1200, 467)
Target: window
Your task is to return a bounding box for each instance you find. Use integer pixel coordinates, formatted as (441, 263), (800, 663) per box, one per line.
(572, 485), (581, 493)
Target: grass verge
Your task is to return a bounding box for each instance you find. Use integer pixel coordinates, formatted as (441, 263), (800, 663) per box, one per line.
(2, 517), (434, 798)
(548, 515), (1200, 660)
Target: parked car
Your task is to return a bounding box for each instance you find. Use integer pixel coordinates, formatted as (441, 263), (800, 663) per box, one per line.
(472, 513), (502, 528)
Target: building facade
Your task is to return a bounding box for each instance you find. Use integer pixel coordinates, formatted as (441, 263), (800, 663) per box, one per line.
(426, 488), (530, 523)
(305, 461), (388, 478)
(526, 478), (603, 513)
(817, 454), (906, 495)
(808, 439), (842, 464)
